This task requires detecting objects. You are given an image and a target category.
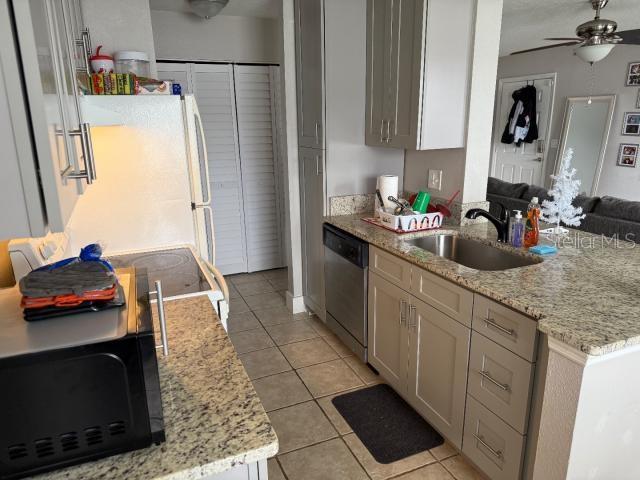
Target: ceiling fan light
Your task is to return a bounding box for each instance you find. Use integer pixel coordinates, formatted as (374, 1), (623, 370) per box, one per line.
(188, 0), (229, 19)
(575, 43), (615, 63)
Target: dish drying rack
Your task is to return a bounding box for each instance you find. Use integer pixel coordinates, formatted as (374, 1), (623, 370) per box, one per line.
(363, 209), (444, 234)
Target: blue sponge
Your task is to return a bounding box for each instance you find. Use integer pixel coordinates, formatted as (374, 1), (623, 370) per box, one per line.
(529, 245), (558, 255)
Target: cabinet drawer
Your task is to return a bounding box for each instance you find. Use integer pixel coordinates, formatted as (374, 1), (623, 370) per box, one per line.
(369, 246), (412, 291)
(410, 267), (473, 326)
(468, 332), (534, 434)
(463, 395), (526, 480)
(472, 295), (538, 361)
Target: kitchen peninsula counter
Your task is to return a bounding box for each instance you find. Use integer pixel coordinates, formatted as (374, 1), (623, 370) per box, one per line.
(32, 295), (278, 480)
(325, 214), (639, 356)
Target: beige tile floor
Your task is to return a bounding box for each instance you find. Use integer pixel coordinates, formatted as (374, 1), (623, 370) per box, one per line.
(227, 269), (484, 480)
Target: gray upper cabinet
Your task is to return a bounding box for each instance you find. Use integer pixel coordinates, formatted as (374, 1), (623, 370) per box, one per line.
(365, 0), (474, 150)
(294, 0), (324, 149)
(0, 0), (93, 239)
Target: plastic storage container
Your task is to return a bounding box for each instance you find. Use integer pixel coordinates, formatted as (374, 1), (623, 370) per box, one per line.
(114, 51), (150, 77)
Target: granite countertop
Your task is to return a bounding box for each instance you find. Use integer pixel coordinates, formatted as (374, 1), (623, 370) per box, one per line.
(325, 214), (640, 356)
(33, 295), (278, 480)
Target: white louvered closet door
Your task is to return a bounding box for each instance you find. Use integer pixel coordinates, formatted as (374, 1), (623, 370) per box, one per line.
(192, 64), (248, 274)
(234, 65), (284, 272)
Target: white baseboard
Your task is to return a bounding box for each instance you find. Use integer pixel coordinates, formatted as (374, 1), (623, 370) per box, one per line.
(286, 291), (306, 314)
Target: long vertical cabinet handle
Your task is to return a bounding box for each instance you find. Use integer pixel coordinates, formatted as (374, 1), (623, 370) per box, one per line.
(315, 121), (320, 146)
(409, 305), (417, 331)
(65, 124), (95, 184)
(150, 280), (169, 357)
(380, 119), (385, 143)
(385, 119), (391, 144)
(82, 123), (96, 181)
(399, 300), (407, 326)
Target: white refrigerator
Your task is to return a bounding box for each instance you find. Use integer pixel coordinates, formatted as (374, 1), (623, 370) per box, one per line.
(65, 95), (228, 303)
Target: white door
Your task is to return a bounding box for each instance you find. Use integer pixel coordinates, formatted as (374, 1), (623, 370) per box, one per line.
(192, 64), (248, 275)
(234, 65), (284, 272)
(491, 75), (555, 186)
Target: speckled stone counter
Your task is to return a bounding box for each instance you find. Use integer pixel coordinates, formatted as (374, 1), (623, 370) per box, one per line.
(31, 295), (278, 480)
(325, 214), (640, 356)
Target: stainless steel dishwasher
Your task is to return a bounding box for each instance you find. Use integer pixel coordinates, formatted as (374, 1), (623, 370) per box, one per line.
(323, 224), (368, 362)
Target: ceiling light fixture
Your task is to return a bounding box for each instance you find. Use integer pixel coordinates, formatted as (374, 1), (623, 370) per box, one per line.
(574, 43), (616, 63)
(188, 0), (229, 19)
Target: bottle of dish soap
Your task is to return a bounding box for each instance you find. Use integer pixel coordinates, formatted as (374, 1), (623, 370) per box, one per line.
(524, 197), (541, 248)
(511, 210), (524, 248)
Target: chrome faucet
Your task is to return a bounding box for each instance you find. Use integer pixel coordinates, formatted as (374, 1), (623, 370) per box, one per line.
(465, 204), (510, 243)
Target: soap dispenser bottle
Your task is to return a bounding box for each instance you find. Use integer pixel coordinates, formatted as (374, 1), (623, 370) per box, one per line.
(511, 210), (524, 248)
(524, 197), (541, 248)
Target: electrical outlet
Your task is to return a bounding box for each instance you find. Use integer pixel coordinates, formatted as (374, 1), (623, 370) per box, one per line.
(428, 169), (443, 191)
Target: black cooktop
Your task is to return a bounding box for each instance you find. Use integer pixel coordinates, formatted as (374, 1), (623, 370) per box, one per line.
(108, 248), (210, 298)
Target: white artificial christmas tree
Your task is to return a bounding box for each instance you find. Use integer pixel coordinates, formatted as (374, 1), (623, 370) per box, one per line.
(540, 148), (586, 235)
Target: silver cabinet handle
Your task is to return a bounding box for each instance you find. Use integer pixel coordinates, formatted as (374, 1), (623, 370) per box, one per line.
(75, 32), (90, 74)
(408, 305), (417, 331)
(533, 157), (543, 163)
(399, 300), (406, 326)
(314, 121), (319, 145)
(315, 154), (323, 175)
(64, 123), (95, 184)
(379, 119), (385, 143)
(472, 434), (503, 460)
(82, 123), (97, 181)
(150, 280), (169, 357)
(479, 370), (510, 391)
(484, 317), (515, 337)
(385, 119), (391, 143)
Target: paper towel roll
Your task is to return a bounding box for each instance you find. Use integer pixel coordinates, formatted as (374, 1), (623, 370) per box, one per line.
(377, 175), (399, 211)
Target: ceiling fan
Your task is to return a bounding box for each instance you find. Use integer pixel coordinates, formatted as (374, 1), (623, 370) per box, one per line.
(511, 0), (640, 63)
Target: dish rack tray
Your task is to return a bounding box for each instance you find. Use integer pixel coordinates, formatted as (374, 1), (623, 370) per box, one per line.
(363, 210), (444, 234)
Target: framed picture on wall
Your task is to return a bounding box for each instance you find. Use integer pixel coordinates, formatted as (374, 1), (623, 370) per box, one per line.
(617, 143), (638, 167)
(627, 62), (640, 86)
(622, 112), (640, 135)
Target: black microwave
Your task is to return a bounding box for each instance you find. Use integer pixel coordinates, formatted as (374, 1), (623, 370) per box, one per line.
(0, 269), (165, 480)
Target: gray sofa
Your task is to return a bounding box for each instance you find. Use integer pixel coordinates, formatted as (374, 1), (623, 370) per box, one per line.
(487, 177), (640, 243)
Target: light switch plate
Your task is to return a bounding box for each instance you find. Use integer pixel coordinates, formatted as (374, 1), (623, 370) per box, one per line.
(428, 169), (443, 191)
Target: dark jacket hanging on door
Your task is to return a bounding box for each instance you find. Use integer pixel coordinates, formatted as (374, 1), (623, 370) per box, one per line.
(501, 85), (539, 146)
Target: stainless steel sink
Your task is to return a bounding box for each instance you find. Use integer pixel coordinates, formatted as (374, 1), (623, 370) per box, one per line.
(405, 235), (541, 271)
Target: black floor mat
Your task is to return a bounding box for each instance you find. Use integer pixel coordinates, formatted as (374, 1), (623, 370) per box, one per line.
(332, 384), (444, 464)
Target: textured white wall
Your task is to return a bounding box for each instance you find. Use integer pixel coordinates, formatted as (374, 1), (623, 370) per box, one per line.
(403, 0), (503, 204)
(567, 345), (640, 479)
(324, 0), (404, 197)
(82, 0), (157, 77)
(151, 10), (280, 64)
(498, 44), (640, 201)
(533, 342), (584, 480)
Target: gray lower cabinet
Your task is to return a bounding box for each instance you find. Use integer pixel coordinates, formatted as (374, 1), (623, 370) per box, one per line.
(368, 272), (410, 395)
(366, 246), (540, 479)
(408, 297), (470, 449)
(368, 270), (470, 449)
(203, 459), (268, 480)
(462, 396), (526, 480)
